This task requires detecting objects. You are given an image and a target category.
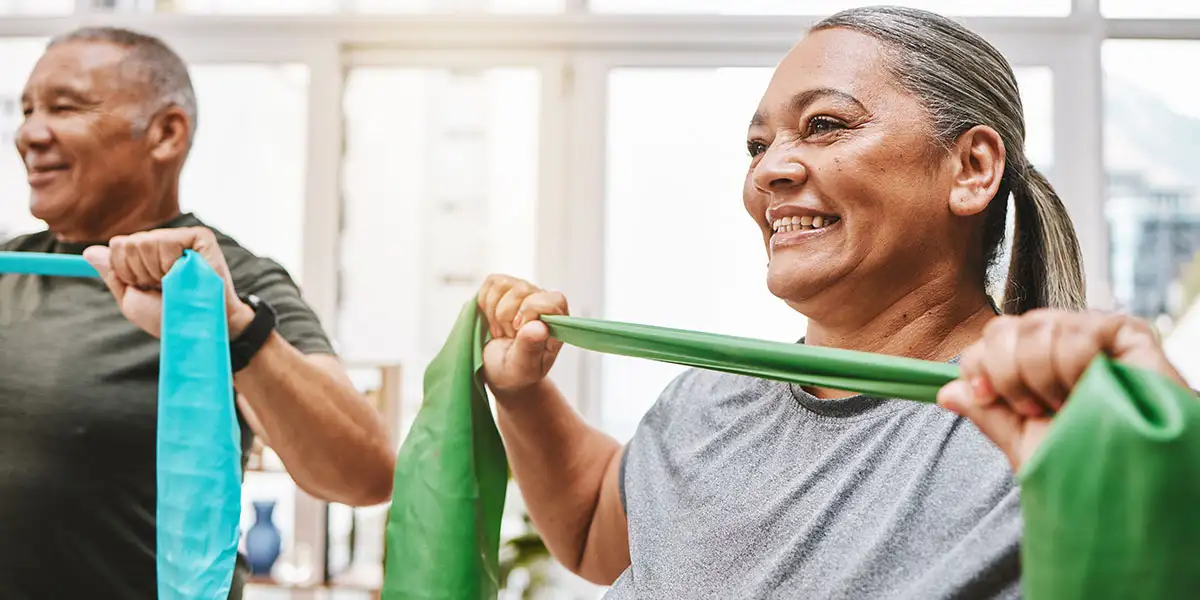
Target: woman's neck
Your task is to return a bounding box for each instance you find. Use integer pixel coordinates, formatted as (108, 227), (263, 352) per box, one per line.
(803, 274), (998, 371)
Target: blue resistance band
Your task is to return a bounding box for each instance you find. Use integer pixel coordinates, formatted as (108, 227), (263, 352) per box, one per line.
(0, 250), (242, 600)
(0, 252), (99, 278)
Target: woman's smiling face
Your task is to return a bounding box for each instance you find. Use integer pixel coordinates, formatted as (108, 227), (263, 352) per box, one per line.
(743, 28), (969, 317)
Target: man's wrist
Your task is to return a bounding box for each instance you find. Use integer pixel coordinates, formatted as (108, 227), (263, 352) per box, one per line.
(228, 301), (256, 339)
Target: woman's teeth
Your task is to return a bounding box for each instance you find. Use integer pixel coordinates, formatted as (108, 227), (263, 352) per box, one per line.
(771, 215), (840, 233)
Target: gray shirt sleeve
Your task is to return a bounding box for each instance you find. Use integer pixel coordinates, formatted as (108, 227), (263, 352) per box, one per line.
(619, 444), (630, 513)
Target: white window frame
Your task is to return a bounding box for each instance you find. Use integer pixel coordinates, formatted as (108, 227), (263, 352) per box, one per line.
(6, 0), (1200, 587)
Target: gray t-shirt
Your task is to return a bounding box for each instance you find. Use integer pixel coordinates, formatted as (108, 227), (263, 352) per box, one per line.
(607, 367), (1021, 599)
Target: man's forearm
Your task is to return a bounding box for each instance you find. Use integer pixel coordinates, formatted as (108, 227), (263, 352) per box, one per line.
(234, 332), (395, 506)
(494, 378), (626, 576)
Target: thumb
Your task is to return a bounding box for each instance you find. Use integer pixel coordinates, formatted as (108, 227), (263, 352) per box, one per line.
(83, 246), (126, 303)
(505, 320), (556, 376)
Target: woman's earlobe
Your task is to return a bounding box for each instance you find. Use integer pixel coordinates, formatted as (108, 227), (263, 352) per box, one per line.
(949, 187), (992, 217)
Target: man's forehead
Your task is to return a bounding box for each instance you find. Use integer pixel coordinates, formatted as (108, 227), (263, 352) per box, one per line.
(28, 41), (127, 87)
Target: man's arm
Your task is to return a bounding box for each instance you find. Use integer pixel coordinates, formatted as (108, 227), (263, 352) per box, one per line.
(83, 227), (395, 507)
(231, 336), (394, 506)
(494, 378), (631, 584)
(227, 256), (395, 507)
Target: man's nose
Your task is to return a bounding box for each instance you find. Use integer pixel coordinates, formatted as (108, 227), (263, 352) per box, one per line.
(752, 143), (807, 196)
(15, 112), (53, 154)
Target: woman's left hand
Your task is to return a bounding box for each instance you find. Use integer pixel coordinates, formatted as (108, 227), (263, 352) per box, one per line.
(937, 309), (1188, 471)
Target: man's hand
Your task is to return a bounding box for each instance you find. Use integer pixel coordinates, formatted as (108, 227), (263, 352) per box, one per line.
(82, 227), (254, 339)
(477, 274), (569, 395)
(937, 309), (1188, 471)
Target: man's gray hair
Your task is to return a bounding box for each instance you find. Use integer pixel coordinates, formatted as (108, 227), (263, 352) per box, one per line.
(812, 6), (1086, 314)
(48, 26), (198, 145)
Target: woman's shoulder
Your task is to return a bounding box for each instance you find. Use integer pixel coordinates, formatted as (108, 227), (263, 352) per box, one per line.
(634, 368), (791, 437)
(656, 368), (779, 409)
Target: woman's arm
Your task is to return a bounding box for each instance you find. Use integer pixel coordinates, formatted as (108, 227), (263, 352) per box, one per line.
(477, 274), (631, 584)
(495, 379), (631, 583)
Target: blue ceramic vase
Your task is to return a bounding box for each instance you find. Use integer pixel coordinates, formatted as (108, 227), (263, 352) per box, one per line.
(245, 500), (282, 577)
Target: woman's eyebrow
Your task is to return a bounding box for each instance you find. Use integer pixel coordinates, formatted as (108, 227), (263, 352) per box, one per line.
(749, 87), (866, 128)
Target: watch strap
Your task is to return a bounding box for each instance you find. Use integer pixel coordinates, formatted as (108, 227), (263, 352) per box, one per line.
(230, 294), (276, 373)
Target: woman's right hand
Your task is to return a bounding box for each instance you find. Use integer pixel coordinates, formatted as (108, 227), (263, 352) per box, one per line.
(477, 274), (570, 394)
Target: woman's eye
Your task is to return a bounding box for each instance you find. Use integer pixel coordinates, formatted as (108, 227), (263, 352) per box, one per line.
(747, 140), (769, 157)
(805, 116), (845, 137)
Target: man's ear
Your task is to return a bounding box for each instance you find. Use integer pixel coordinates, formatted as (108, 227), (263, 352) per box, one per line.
(947, 125), (1006, 217)
(147, 105), (191, 164)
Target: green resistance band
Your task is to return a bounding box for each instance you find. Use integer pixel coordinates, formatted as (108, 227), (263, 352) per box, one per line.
(383, 300), (1200, 600)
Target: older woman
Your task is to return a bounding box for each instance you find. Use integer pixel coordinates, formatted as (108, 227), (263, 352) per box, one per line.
(476, 6), (1189, 599)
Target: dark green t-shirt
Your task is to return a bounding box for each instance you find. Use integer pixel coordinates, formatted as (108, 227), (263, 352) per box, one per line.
(0, 213), (334, 599)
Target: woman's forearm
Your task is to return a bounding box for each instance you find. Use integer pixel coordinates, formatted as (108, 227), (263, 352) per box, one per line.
(494, 378), (630, 582)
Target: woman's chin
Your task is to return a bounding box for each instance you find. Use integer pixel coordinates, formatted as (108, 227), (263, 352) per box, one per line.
(766, 270), (826, 306)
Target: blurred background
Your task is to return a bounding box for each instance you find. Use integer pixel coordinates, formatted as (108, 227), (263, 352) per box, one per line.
(1, 0), (1199, 598)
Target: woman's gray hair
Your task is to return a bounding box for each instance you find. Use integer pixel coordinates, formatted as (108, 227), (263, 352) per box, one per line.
(812, 6), (1086, 314)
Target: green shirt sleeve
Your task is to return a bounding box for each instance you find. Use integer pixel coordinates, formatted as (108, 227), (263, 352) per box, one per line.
(225, 251), (334, 357)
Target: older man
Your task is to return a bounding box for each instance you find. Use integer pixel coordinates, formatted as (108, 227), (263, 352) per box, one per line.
(0, 27), (394, 599)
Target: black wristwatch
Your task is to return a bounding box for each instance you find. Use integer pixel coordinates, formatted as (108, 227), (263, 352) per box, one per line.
(230, 294), (277, 373)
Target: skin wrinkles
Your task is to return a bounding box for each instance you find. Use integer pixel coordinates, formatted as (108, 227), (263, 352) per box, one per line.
(742, 28), (1000, 392)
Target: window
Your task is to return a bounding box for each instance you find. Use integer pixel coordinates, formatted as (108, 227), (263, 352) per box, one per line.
(601, 67), (797, 440)
(349, 0), (564, 12)
(1103, 41), (1200, 337)
(145, 0), (564, 13)
(181, 64), (310, 282)
(338, 67), (540, 419)
(0, 38), (49, 242)
(591, 0), (1068, 16)
(151, 0), (339, 12)
(0, 0), (72, 14)
(1017, 67), (1054, 172)
(1102, 0), (1200, 18)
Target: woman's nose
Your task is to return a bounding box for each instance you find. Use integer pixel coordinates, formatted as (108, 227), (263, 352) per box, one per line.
(752, 144), (807, 195)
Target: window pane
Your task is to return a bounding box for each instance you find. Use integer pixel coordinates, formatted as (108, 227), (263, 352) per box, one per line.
(150, 0), (339, 12)
(0, 0), (72, 14)
(338, 67), (539, 423)
(1102, 0), (1200, 17)
(602, 67), (798, 440)
(349, 0), (564, 12)
(149, 0), (564, 13)
(0, 38), (48, 242)
(1017, 67), (1054, 171)
(1104, 41), (1200, 350)
(592, 0), (1067, 16)
(602, 64), (1055, 440)
(181, 64), (309, 282)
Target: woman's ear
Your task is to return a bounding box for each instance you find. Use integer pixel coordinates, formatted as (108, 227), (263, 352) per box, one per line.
(948, 125), (1006, 217)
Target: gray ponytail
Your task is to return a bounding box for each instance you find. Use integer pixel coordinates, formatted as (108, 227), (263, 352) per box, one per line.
(1003, 167), (1087, 313)
(813, 6), (1087, 314)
